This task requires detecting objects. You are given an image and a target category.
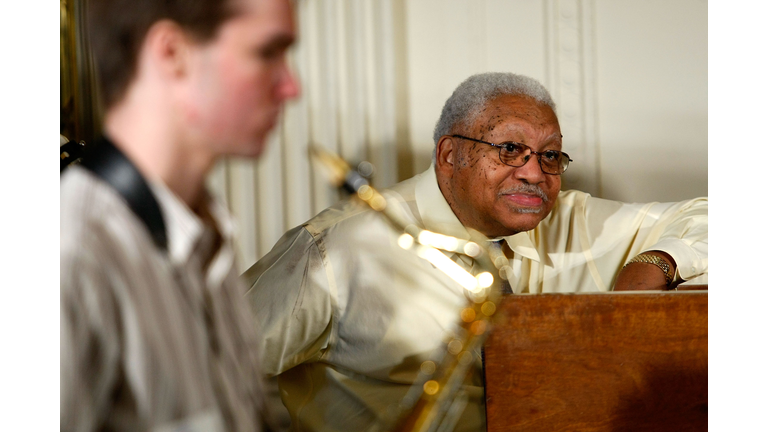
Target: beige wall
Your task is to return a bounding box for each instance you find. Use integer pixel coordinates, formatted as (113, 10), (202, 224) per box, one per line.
(209, 0), (708, 270)
(592, 0), (707, 202)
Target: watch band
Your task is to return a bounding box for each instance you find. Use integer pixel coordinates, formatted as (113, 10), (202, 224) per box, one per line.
(623, 253), (673, 286)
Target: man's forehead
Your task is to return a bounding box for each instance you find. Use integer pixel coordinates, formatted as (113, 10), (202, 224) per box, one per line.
(473, 95), (561, 141)
(217, 0), (295, 41)
(229, 0), (294, 22)
(483, 94), (556, 120)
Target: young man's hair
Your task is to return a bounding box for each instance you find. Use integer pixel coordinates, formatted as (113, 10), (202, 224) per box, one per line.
(87, 0), (237, 109)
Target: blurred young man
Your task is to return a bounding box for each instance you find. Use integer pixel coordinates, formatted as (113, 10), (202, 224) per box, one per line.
(60, 0), (298, 430)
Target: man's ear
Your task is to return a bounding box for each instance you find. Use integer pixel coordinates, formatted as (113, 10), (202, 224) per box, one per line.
(141, 19), (194, 80)
(435, 135), (456, 178)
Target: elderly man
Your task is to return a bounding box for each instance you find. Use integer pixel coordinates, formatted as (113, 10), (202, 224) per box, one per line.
(244, 72), (707, 431)
(60, 0), (298, 430)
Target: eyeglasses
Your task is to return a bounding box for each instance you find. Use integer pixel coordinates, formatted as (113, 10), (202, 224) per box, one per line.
(451, 134), (572, 175)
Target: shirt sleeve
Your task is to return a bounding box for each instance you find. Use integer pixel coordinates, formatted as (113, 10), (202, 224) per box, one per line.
(569, 192), (707, 289)
(636, 197), (708, 281)
(243, 226), (335, 376)
(61, 252), (121, 432)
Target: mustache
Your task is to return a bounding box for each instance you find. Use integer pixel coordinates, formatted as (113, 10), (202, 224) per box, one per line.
(498, 183), (549, 202)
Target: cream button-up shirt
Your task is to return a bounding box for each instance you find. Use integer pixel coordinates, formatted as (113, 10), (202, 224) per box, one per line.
(244, 166), (707, 431)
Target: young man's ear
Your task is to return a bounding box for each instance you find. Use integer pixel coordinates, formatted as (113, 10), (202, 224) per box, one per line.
(435, 135), (457, 178)
(141, 19), (193, 79)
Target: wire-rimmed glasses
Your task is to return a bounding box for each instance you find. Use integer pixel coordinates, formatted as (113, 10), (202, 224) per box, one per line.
(451, 134), (572, 175)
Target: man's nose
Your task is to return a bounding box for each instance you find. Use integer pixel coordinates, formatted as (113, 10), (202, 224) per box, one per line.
(277, 66), (300, 101)
(512, 153), (546, 184)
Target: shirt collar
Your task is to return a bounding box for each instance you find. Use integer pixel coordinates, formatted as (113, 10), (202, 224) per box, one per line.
(414, 165), (541, 262)
(148, 181), (237, 268)
(415, 165), (472, 240)
(500, 232), (540, 262)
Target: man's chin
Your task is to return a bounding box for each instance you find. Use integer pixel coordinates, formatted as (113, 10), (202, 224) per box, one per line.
(236, 136), (268, 159)
(497, 210), (548, 235)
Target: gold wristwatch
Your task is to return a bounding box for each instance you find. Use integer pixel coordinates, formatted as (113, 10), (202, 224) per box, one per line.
(623, 253), (674, 286)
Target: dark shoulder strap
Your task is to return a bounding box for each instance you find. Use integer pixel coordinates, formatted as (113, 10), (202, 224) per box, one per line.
(79, 136), (168, 251)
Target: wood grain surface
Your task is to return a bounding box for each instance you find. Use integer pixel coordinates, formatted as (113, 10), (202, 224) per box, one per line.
(484, 292), (708, 432)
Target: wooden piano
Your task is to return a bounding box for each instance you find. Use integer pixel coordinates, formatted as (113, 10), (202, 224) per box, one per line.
(484, 290), (707, 431)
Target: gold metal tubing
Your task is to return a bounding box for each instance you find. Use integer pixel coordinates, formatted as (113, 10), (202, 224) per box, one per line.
(309, 145), (509, 432)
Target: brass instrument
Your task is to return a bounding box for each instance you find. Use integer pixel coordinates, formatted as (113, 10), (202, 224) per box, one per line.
(309, 146), (511, 432)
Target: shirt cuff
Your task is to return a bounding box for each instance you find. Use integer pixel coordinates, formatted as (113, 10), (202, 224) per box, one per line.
(644, 238), (707, 282)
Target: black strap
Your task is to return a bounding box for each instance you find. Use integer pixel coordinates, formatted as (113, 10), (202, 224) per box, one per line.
(79, 136), (168, 251)
(60, 140), (87, 172)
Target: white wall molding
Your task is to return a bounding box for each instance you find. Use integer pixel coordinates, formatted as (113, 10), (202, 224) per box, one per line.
(545, 0), (601, 196)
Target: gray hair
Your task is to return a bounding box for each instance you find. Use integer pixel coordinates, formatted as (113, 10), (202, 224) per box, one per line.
(432, 72), (557, 145)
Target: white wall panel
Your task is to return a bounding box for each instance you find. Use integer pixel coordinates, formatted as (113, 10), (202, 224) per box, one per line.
(365, 0), (399, 189)
(485, 0), (547, 80)
(593, 0), (707, 202)
(255, 132), (285, 263)
(281, 43), (312, 231)
(405, 0), (494, 170)
(543, 0), (601, 195)
(226, 158), (258, 272)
